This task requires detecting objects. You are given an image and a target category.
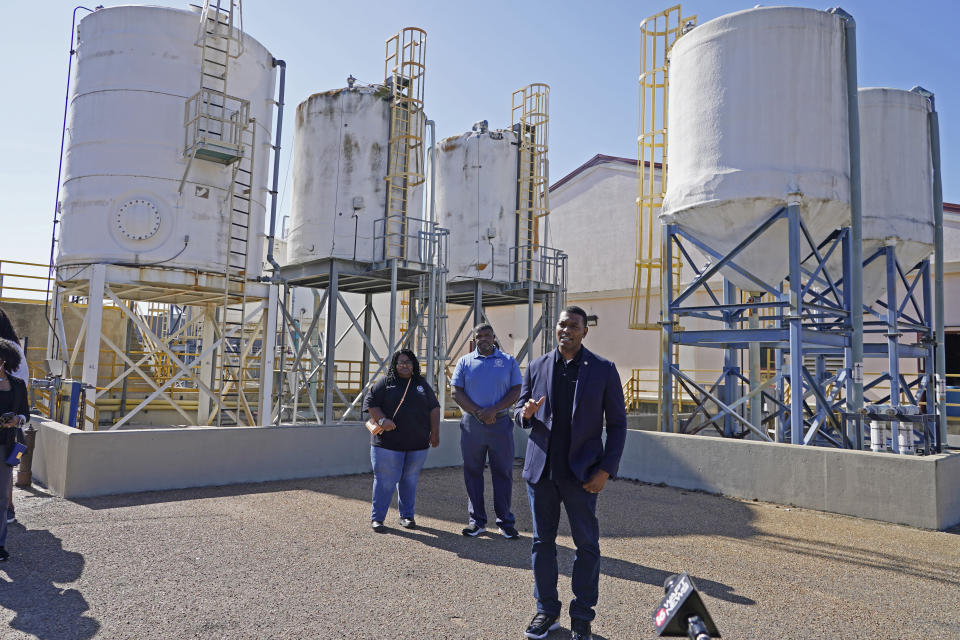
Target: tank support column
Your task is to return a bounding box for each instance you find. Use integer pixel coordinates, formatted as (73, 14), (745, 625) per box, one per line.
(323, 262), (339, 424)
(787, 204), (804, 444)
(81, 264), (106, 394)
(884, 247), (903, 452)
(661, 224), (676, 433)
(723, 279), (738, 437)
(198, 305), (217, 425)
(748, 296), (763, 432)
(361, 294), (373, 390)
(258, 285), (278, 426)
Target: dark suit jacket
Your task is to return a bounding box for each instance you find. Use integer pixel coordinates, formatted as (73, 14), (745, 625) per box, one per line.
(513, 346), (627, 484)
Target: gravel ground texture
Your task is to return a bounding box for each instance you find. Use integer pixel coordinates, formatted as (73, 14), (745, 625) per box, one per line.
(1, 464), (959, 640)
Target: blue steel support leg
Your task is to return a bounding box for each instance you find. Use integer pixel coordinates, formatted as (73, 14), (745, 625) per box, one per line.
(885, 247), (902, 453)
(788, 204), (804, 444)
(776, 346), (785, 443)
(815, 356), (827, 428)
(842, 230), (858, 448)
(67, 380), (82, 428)
(661, 224), (675, 433)
(723, 279), (737, 437)
(922, 260), (935, 451)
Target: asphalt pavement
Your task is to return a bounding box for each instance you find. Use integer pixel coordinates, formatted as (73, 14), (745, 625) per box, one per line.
(1, 465), (958, 639)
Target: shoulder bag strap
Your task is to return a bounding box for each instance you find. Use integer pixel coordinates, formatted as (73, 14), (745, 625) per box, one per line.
(391, 378), (413, 420)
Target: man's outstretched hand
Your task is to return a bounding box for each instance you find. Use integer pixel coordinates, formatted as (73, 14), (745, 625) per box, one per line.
(521, 396), (546, 420)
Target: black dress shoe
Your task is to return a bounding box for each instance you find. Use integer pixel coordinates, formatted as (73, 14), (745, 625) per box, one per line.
(570, 619), (592, 640)
(525, 612), (561, 639)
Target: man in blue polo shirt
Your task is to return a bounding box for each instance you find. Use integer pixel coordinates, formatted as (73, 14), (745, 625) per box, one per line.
(451, 323), (523, 538)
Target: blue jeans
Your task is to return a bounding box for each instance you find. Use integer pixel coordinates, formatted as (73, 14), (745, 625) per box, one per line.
(370, 446), (429, 522)
(460, 414), (515, 528)
(0, 462), (11, 547)
(527, 474), (601, 622)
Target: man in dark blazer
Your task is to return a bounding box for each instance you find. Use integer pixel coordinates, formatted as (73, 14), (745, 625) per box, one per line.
(514, 306), (627, 640)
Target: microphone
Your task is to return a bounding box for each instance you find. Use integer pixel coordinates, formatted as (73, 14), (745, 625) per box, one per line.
(651, 573), (721, 639)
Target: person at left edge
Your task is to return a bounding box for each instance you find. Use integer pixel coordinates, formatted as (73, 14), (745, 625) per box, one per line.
(451, 323), (523, 539)
(0, 338), (28, 562)
(362, 349), (440, 533)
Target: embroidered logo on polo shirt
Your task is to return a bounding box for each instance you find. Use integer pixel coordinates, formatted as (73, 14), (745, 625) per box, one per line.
(494, 359), (504, 367)
(416, 385), (425, 394)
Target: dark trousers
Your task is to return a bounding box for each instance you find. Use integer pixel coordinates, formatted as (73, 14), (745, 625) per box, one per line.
(460, 414), (515, 528)
(0, 461), (10, 547)
(526, 474), (600, 622)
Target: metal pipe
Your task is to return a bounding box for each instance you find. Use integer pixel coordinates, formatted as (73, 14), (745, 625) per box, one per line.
(265, 57), (286, 278)
(912, 86), (945, 451)
(388, 260), (398, 353)
(424, 119), (437, 388)
(831, 7), (864, 419)
(527, 280), (535, 366)
(46, 5), (96, 362)
(426, 119), (436, 226)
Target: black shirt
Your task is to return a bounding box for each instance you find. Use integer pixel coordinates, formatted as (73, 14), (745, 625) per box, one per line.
(363, 375), (439, 451)
(546, 347), (582, 479)
(0, 377), (28, 458)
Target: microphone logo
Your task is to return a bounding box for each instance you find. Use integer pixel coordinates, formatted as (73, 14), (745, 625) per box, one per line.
(655, 608), (667, 626)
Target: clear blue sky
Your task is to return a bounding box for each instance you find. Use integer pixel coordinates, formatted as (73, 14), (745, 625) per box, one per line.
(1, 0), (956, 267)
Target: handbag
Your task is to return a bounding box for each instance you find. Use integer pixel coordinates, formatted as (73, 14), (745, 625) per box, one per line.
(366, 378), (412, 437)
(5, 428), (25, 467)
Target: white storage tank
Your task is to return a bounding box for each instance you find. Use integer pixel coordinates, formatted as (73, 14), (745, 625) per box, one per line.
(286, 86), (425, 265)
(661, 6), (851, 292)
(434, 126), (519, 282)
(858, 88), (935, 306)
(57, 5), (276, 278)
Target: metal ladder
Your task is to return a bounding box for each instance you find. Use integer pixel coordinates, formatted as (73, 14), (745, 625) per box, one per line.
(383, 28), (426, 261)
(511, 84), (550, 283)
(180, 1), (248, 191)
(628, 5), (696, 430)
(182, 1), (254, 425)
(214, 122), (257, 426)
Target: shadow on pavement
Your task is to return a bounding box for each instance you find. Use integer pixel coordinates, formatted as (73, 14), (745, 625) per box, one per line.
(68, 465), (758, 607)
(0, 523), (99, 639)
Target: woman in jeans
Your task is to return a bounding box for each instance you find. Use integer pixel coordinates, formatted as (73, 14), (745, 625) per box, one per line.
(0, 309), (27, 526)
(0, 338), (29, 561)
(362, 349), (440, 532)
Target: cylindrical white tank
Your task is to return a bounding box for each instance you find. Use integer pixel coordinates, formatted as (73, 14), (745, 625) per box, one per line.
(434, 128), (519, 282)
(858, 88), (934, 306)
(286, 86), (424, 265)
(57, 5), (276, 278)
(662, 7), (851, 291)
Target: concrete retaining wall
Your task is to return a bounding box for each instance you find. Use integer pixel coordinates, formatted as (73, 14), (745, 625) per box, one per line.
(31, 418), (527, 500)
(616, 430), (960, 530)
(29, 420), (960, 530)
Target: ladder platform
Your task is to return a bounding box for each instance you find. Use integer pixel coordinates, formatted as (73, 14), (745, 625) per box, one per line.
(190, 139), (244, 165)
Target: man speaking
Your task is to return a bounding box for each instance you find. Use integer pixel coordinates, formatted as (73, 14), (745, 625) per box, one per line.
(515, 306), (627, 640)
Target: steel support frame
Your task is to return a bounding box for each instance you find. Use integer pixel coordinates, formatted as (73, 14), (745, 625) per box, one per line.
(48, 267), (272, 429)
(275, 258), (447, 426)
(661, 204), (855, 447)
(858, 247), (938, 453)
